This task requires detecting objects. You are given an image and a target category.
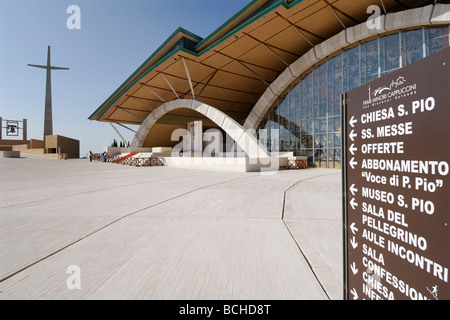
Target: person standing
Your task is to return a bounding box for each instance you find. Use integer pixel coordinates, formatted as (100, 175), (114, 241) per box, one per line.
(89, 151), (93, 162)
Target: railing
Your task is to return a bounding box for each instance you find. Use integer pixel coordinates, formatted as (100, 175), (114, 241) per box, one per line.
(126, 157), (164, 167)
(112, 153), (138, 163)
(287, 158), (308, 170)
(92, 153), (164, 167)
(92, 153), (102, 161)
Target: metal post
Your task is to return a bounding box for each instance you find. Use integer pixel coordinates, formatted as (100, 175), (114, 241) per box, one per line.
(236, 59), (272, 93)
(109, 122), (128, 147)
(23, 119), (27, 141)
(141, 84), (166, 103)
(341, 92), (348, 300)
(182, 57), (195, 99)
(112, 122), (137, 134)
(160, 72), (180, 99)
(196, 70), (218, 100)
(379, 0), (387, 14)
(378, 36), (381, 78)
(128, 96), (154, 111)
(115, 106), (145, 122)
(423, 27), (427, 58)
(323, 0), (346, 30)
(274, 12), (322, 47)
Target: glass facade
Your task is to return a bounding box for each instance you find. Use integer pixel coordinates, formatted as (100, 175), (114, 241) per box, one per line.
(257, 26), (449, 168)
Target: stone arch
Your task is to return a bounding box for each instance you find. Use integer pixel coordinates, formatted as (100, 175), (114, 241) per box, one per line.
(132, 99), (269, 158)
(243, 4), (450, 131)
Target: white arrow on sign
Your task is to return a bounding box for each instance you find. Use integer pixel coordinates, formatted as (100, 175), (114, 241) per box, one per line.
(349, 158), (358, 169)
(351, 288), (358, 300)
(349, 130), (357, 141)
(349, 116), (357, 128)
(349, 184), (358, 196)
(350, 237), (358, 249)
(350, 222), (358, 235)
(351, 262), (358, 275)
(349, 144), (357, 156)
(350, 198), (358, 210)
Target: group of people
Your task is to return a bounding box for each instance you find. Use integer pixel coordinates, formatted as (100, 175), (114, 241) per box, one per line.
(88, 151), (108, 162)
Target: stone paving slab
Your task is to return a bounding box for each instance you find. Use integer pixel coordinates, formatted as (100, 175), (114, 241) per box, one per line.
(284, 172), (343, 300)
(0, 155), (342, 300)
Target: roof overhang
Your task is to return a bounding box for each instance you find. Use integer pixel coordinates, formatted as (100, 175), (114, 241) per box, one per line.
(89, 0), (438, 127)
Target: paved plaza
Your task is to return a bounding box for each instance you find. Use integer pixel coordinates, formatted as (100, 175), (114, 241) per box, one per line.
(0, 155), (343, 300)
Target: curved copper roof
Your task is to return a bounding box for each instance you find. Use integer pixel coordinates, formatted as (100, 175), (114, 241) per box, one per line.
(89, 0), (438, 126)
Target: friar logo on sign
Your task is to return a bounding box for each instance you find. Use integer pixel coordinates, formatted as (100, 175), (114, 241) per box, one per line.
(364, 76), (418, 108)
(373, 76), (406, 96)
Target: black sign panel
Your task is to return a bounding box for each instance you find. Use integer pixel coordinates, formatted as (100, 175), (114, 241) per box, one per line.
(343, 47), (450, 300)
(6, 121), (19, 136)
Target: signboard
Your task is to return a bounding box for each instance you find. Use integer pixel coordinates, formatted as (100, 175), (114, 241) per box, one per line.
(6, 121), (19, 136)
(0, 118), (27, 140)
(343, 47), (450, 300)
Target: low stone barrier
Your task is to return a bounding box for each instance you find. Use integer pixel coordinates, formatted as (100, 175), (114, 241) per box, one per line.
(1, 151), (21, 158)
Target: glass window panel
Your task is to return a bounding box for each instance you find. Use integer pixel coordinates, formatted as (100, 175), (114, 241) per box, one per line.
(291, 135), (299, 151)
(270, 129), (280, 152)
(328, 133), (341, 149)
(315, 64), (327, 119)
(328, 55), (343, 117)
(270, 111), (279, 127)
(258, 130), (270, 151)
(328, 133), (335, 148)
(299, 149), (313, 166)
(261, 112), (272, 150)
(279, 95), (289, 154)
(314, 119), (327, 133)
(328, 149), (335, 168)
(277, 94), (288, 115)
(301, 135), (313, 149)
(402, 29), (424, 66)
(334, 134), (341, 149)
(329, 149), (342, 168)
(314, 149), (328, 168)
(301, 73), (314, 121)
(292, 121), (300, 137)
(336, 149), (342, 168)
(268, 111), (279, 152)
(279, 115), (285, 129)
(295, 107), (301, 128)
(381, 33), (400, 76)
(361, 40), (379, 84)
(328, 116), (341, 133)
(281, 119), (289, 137)
(280, 137), (289, 152)
(255, 27), (446, 158)
(330, 102), (340, 117)
(426, 26), (449, 56)
(314, 134), (327, 149)
(289, 85), (300, 126)
(259, 115), (268, 131)
(290, 121), (299, 147)
(344, 46), (361, 92)
(301, 120), (313, 136)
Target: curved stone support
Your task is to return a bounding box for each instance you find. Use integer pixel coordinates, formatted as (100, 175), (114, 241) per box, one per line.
(131, 99), (269, 158)
(243, 4), (449, 131)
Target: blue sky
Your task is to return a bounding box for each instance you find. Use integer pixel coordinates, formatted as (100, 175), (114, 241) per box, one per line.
(0, 0), (251, 157)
